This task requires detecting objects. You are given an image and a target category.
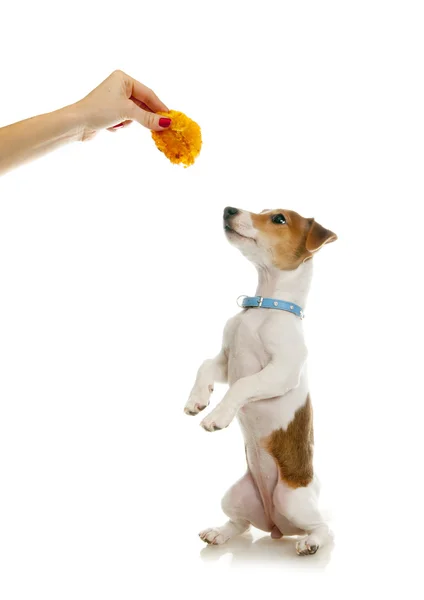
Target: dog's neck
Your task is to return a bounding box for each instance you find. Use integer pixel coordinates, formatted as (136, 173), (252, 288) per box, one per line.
(255, 260), (313, 308)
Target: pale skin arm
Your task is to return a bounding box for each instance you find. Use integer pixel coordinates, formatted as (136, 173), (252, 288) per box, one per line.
(200, 343), (307, 432)
(0, 70), (170, 176)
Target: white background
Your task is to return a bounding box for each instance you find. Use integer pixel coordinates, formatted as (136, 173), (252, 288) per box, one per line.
(1, 1), (423, 598)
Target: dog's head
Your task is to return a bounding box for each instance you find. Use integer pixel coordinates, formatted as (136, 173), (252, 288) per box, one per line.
(223, 207), (337, 269)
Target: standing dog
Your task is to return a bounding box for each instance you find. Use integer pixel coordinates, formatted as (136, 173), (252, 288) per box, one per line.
(184, 207), (337, 556)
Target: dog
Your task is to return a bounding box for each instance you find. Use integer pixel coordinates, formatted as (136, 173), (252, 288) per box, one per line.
(184, 206), (337, 555)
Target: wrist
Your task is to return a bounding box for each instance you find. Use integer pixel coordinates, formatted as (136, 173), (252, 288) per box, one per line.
(58, 102), (90, 142)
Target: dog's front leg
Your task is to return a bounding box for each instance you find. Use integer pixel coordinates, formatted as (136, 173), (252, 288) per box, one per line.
(184, 350), (228, 416)
(200, 348), (306, 432)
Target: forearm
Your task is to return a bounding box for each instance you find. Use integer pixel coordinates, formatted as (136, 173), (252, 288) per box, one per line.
(194, 352), (228, 387)
(0, 103), (83, 175)
(184, 350), (228, 415)
(199, 359), (306, 431)
(226, 362), (302, 408)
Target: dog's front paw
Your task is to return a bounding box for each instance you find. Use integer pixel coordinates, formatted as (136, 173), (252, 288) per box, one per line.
(184, 385), (213, 416)
(200, 403), (236, 432)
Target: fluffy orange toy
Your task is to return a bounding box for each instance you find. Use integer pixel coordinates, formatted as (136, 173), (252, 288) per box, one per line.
(151, 110), (202, 167)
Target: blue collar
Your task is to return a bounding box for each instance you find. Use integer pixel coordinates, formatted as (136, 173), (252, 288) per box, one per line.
(237, 295), (304, 319)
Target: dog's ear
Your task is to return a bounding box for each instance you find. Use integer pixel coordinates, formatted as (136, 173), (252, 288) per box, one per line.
(304, 219), (337, 257)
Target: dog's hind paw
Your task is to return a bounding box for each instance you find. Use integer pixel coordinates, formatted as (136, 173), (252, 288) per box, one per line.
(296, 535), (320, 556)
(199, 527), (231, 545)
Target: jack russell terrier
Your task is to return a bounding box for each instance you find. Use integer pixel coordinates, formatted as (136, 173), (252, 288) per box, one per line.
(184, 206), (337, 556)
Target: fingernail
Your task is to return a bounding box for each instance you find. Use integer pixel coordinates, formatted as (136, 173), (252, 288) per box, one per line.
(159, 117), (171, 128)
(112, 122), (124, 129)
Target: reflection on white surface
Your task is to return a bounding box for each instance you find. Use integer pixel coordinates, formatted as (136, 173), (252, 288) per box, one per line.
(200, 532), (334, 569)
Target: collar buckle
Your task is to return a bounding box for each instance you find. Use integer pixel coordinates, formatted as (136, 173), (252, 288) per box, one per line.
(236, 295), (248, 308)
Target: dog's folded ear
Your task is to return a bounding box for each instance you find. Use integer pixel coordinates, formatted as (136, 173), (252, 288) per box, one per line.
(304, 219), (337, 257)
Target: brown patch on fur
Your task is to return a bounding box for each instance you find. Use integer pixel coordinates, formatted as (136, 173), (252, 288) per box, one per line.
(263, 395), (314, 488)
(251, 210), (337, 270)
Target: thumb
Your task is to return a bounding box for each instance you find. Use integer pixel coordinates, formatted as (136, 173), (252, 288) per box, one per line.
(128, 102), (171, 131)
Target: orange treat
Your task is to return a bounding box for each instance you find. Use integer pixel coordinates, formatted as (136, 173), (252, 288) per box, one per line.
(151, 110), (202, 167)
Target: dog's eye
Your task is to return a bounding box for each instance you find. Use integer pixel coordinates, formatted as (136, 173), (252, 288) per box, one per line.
(271, 213), (286, 225)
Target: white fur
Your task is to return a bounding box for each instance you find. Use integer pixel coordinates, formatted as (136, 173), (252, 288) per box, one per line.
(185, 209), (332, 555)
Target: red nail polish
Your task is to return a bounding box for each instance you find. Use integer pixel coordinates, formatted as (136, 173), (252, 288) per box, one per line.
(112, 122), (124, 129)
(159, 117), (171, 128)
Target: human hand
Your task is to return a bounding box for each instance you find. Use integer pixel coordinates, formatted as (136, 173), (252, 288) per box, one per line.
(75, 70), (171, 141)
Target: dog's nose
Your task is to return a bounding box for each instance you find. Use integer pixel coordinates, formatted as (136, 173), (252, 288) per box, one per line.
(224, 206), (239, 220)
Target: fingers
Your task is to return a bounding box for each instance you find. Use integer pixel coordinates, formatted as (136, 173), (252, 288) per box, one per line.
(124, 73), (169, 113)
(131, 97), (153, 113)
(107, 120), (132, 132)
(102, 71), (171, 132)
(128, 102), (171, 131)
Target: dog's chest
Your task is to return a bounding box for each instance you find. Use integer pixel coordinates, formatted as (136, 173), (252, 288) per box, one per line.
(227, 310), (270, 384)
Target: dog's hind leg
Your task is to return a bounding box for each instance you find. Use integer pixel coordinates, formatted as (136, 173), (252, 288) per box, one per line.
(273, 477), (331, 555)
(199, 471), (271, 545)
